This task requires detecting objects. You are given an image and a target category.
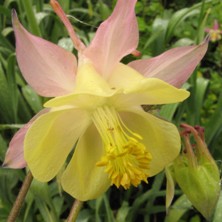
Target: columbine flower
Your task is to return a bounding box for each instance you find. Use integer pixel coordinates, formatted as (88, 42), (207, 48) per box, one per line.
(4, 0), (208, 201)
(205, 20), (222, 42)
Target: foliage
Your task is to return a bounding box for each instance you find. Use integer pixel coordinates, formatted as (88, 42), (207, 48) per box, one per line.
(0, 0), (222, 221)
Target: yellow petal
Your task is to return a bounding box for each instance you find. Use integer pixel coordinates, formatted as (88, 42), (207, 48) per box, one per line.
(24, 108), (91, 182)
(120, 109), (181, 176)
(62, 124), (110, 201)
(108, 63), (144, 90)
(44, 93), (107, 109)
(44, 62), (119, 108)
(109, 63), (189, 106)
(75, 62), (115, 95)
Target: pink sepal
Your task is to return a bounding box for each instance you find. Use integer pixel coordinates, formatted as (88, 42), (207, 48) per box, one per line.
(84, 0), (139, 77)
(3, 109), (49, 169)
(13, 10), (77, 97)
(129, 40), (208, 87)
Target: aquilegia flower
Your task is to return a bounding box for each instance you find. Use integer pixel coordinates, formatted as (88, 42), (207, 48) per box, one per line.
(3, 0), (208, 201)
(205, 20), (222, 42)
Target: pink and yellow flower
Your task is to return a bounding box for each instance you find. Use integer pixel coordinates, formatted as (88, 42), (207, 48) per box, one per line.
(205, 20), (222, 42)
(4, 0), (208, 201)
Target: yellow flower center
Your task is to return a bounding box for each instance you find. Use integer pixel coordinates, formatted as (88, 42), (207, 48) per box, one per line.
(92, 106), (152, 189)
(209, 30), (222, 42)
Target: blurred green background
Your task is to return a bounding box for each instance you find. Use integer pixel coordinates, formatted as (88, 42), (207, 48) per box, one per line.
(0, 0), (222, 221)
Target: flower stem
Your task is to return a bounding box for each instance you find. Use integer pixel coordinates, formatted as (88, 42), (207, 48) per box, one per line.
(67, 199), (83, 222)
(7, 171), (33, 222)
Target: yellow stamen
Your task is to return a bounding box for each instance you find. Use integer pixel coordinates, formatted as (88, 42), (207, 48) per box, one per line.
(92, 106), (152, 189)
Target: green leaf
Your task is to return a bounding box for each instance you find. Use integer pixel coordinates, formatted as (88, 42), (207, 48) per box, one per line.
(7, 54), (19, 121)
(165, 195), (192, 222)
(30, 180), (59, 222)
(0, 62), (13, 122)
(0, 134), (7, 161)
(166, 8), (199, 42)
(22, 85), (42, 113)
(205, 92), (222, 146)
(77, 209), (93, 222)
(58, 37), (74, 52)
(21, 0), (42, 36)
(213, 191), (222, 222)
(116, 201), (131, 222)
(160, 103), (179, 121)
(187, 76), (209, 125)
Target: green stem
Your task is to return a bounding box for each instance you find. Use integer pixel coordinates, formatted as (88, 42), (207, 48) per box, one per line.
(67, 199), (83, 222)
(7, 172), (33, 222)
(0, 124), (24, 130)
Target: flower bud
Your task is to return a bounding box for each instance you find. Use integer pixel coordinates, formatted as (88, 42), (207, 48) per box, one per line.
(171, 124), (220, 220)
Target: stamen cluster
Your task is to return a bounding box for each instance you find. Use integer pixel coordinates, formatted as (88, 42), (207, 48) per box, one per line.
(92, 106), (152, 189)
